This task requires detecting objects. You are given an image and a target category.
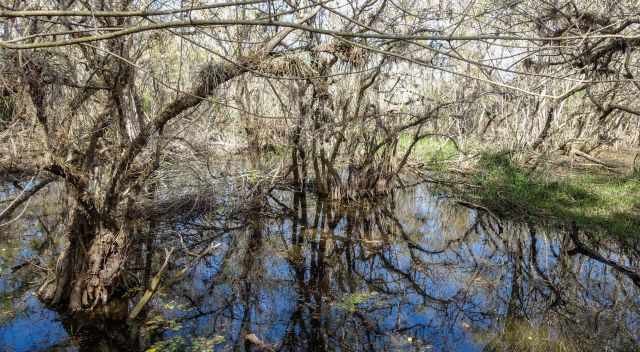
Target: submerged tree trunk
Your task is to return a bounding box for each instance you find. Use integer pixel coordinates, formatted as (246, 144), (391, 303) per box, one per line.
(38, 191), (129, 315)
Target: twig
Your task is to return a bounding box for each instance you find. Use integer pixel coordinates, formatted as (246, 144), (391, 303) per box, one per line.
(454, 199), (502, 222)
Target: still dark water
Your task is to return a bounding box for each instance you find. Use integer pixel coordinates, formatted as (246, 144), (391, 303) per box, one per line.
(1, 185), (639, 351)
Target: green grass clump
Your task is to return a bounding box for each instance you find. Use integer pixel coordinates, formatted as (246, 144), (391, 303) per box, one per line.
(468, 152), (640, 239)
(398, 134), (459, 167)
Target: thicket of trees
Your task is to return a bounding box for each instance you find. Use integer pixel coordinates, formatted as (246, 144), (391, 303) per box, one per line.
(0, 0), (638, 326)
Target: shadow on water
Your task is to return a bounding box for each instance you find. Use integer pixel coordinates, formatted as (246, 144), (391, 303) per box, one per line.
(1, 184), (639, 351)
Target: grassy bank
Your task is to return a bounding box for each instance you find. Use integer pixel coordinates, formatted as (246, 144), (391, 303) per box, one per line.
(446, 152), (640, 239)
(398, 134), (460, 169)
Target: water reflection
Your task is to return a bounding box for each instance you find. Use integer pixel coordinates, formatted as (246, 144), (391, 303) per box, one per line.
(1, 185), (639, 351)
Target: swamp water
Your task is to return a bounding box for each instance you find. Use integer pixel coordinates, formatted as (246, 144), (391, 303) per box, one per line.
(0, 184), (638, 351)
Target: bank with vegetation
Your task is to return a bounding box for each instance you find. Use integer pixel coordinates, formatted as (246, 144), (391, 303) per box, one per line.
(402, 136), (640, 240)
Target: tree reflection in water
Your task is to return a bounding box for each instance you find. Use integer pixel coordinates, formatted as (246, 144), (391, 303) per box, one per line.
(151, 186), (640, 351)
(0, 185), (639, 351)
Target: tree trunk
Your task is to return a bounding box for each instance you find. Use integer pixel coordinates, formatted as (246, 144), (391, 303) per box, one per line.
(38, 192), (129, 316)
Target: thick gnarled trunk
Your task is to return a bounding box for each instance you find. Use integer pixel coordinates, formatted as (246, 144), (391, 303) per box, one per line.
(38, 193), (129, 316)
(70, 227), (129, 311)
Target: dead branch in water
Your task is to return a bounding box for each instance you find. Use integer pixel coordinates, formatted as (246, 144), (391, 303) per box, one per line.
(129, 243), (220, 320)
(0, 176), (53, 225)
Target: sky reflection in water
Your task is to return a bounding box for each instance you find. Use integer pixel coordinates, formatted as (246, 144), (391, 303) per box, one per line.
(0, 185), (639, 351)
